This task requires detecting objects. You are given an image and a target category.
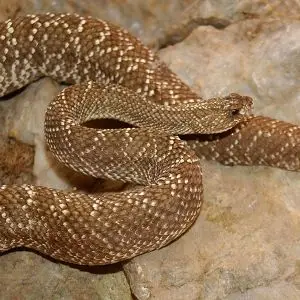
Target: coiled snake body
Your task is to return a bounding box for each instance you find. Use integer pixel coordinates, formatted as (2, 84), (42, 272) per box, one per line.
(0, 13), (299, 265)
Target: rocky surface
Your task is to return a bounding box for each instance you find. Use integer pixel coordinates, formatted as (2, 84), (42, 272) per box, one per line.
(125, 161), (300, 299)
(0, 136), (34, 186)
(0, 0), (299, 48)
(0, 1), (300, 300)
(0, 251), (130, 300)
(124, 17), (300, 300)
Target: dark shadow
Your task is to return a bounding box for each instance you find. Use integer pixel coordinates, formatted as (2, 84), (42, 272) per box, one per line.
(0, 247), (125, 275)
(83, 118), (135, 130)
(0, 86), (27, 101)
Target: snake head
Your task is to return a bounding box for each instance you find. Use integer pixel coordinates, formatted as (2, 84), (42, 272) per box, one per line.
(185, 93), (253, 134)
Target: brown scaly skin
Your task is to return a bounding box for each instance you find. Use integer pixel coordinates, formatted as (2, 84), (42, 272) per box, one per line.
(187, 116), (300, 171)
(0, 13), (298, 265)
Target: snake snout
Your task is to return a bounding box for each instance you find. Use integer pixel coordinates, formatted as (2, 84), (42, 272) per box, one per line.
(228, 94), (253, 119)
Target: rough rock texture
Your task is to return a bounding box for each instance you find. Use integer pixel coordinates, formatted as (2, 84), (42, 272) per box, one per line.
(0, 0), (299, 48)
(0, 136), (34, 185)
(125, 162), (300, 299)
(123, 18), (300, 300)
(160, 19), (300, 121)
(0, 251), (130, 300)
(0, 1), (299, 300)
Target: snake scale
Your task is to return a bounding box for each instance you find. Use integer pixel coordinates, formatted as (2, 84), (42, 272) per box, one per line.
(0, 13), (299, 265)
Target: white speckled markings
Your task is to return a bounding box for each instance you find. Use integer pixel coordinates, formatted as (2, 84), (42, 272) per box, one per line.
(0, 13), (299, 265)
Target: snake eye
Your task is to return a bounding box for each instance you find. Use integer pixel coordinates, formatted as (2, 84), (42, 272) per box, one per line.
(231, 109), (240, 116)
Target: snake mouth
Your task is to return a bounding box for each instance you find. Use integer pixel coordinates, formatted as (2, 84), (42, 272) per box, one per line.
(228, 94), (253, 115)
(231, 108), (253, 122)
(232, 107), (252, 117)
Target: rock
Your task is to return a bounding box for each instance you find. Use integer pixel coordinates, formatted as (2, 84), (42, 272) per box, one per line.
(125, 161), (300, 299)
(124, 18), (300, 299)
(0, 0), (299, 48)
(0, 136), (34, 185)
(161, 0), (300, 47)
(0, 251), (131, 300)
(159, 18), (300, 121)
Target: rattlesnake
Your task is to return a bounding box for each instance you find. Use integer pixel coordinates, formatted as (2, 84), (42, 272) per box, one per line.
(0, 13), (298, 265)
